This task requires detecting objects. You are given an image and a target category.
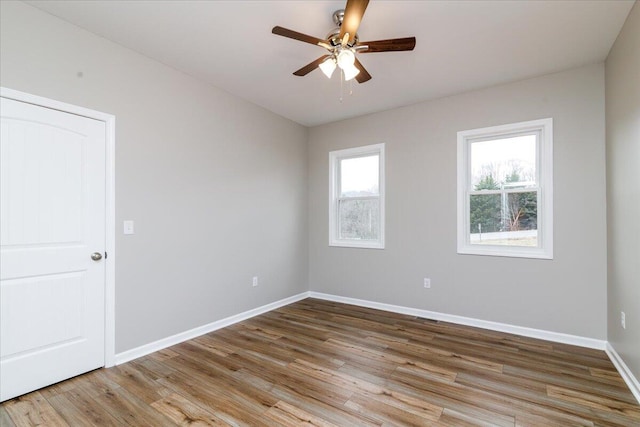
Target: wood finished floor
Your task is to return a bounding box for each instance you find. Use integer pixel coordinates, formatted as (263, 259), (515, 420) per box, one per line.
(2, 298), (639, 426)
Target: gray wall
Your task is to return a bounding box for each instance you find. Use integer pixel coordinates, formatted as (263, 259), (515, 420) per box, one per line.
(0, 1), (308, 353)
(1, 1), (624, 357)
(606, 2), (640, 378)
(308, 64), (608, 339)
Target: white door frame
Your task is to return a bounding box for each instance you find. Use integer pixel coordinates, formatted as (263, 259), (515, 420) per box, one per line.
(1, 87), (116, 367)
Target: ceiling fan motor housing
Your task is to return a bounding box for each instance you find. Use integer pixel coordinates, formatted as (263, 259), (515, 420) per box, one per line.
(327, 10), (359, 47)
(326, 29), (359, 48)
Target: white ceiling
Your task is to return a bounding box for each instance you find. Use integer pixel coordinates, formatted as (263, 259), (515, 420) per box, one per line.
(26, 0), (634, 127)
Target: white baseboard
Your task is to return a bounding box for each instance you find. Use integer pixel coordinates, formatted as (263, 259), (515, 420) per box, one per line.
(114, 290), (639, 404)
(606, 343), (640, 404)
(114, 291), (310, 365)
(308, 292), (607, 350)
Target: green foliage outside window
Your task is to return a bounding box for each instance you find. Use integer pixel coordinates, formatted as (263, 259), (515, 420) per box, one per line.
(470, 172), (537, 233)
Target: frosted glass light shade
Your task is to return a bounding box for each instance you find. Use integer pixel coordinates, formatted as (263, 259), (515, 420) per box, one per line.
(343, 64), (360, 81)
(337, 49), (355, 69)
(319, 58), (336, 78)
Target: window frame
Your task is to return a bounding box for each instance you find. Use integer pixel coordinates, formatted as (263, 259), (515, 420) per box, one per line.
(457, 118), (553, 259)
(329, 143), (385, 249)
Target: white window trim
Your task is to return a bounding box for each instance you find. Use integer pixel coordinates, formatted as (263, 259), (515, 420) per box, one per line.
(457, 118), (553, 259)
(329, 143), (385, 249)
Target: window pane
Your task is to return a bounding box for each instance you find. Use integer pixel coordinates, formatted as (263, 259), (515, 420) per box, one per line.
(340, 155), (379, 197)
(339, 199), (380, 241)
(470, 134), (537, 190)
(470, 193), (502, 233)
(470, 191), (538, 247)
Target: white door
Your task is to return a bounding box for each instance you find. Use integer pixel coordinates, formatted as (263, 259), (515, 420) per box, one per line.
(0, 97), (106, 401)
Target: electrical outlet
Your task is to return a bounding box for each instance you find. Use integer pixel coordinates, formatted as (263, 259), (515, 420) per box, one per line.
(423, 278), (431, 288)
(252, 276), (259, 287)
(621, 311), (626, 329)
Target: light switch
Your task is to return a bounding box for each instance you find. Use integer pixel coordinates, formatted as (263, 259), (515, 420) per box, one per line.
(123, 220), (135, 235)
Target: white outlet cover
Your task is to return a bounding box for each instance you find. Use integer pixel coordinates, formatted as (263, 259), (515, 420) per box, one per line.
(123, 220), (134, 235)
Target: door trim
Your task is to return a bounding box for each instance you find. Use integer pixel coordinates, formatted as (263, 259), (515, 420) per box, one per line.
(1, 87), (116, 367)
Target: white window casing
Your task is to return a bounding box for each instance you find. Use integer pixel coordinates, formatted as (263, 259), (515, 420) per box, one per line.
(457, 118), (553, 259)
(329, 143), (385, 249)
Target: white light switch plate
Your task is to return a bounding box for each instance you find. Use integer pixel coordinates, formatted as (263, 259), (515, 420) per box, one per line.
(123, 220), (135, 235)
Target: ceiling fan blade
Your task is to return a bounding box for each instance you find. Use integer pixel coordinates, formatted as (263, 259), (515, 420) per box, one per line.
(339, 0), (369, 44)
(272, 26), (326, 46)
(354, 58), (372, 83)
(293, 55), (331, 76)
(358, 37), (416, 53)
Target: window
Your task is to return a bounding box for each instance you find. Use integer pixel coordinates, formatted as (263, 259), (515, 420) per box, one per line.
(457, 118), (553, 259)
(329, 143), (385, 249)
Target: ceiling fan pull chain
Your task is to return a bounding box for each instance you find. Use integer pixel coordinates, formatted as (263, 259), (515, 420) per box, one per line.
(349, 78), (353, 96)
(340, 69), (344, 103)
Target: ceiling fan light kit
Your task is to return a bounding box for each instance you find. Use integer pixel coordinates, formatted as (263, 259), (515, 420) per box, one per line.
(319, 57), (337, 78)
(337, 49), (354, 68)
(272, 0), (416, 86)
(342, 64), (361, 82)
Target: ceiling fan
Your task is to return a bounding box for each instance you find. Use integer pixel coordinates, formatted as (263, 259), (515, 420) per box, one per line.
(272, 0), (416, 83)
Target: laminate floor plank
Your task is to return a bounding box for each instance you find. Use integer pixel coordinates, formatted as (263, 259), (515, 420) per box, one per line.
(344, 392), (438, 426)
(101, 363), (172, 404)
(389, 369), (522, 426)
(0, 405), (17, 427)
(453, 371), (610, 425)
(3, 391), (69, 427)
(3, 298), (639, 426)
(395, 359), (615, 426)
(156, 366), (271, 426)
(150, 392), (231, 426)
(429, 335), (606, 374)
(271, 309), (422, 344)
(590, 367), (629, 384)
(268, 313), (414, 352)
(148, 347), (181, 362)
(258, 318), (402, 371)
(193, 334), (243, 357)
(36, 373), (87, 401)
(268, 384), (380, 427)
(547, 385), (640, 424)
(288, 357), (444, 421)
(267, 335), (348, 370)
(227, 353), (355, 408)
(161, 355), (279, 413)
(263, 400), (339, 427)
(380, 336), (506, 375)
(88, 383), (176, 426)
(45, 391), (121, 427)
(503, 364), (638, 401)
(439, 408), (509, 427)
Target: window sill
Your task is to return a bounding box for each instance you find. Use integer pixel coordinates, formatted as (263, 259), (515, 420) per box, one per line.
(457, 245), (553, 259)
(330, 240), (385, 250)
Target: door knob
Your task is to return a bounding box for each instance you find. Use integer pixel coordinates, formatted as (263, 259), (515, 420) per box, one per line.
(91, 252), (103, 261)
